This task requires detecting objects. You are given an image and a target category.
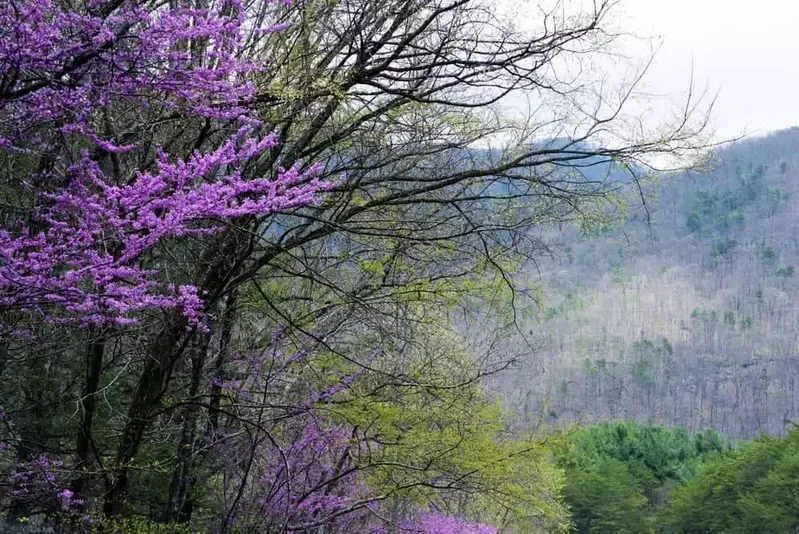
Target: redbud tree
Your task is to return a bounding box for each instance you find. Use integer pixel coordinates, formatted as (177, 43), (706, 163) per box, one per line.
(0, 1), (528, 531)
(0, 0), (329, 329)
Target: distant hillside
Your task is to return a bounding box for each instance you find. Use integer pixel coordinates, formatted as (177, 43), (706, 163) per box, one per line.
(494, 127), (799, 439)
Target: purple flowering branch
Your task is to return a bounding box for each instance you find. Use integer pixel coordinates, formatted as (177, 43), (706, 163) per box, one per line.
(205, 341), (499, 533)
(0, 0), (333, 328)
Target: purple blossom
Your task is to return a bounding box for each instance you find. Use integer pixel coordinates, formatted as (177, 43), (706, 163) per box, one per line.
(58, 488), (84, 511)
(7, 454), (73, 512)
(404, 513), (499, 534)
(0, 0), (332, 328)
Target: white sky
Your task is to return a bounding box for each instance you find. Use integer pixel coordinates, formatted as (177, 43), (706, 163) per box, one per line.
(622, 0), (799, 140)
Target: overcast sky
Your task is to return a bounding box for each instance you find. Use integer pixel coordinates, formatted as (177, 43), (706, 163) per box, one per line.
(622, 0), (799, 139)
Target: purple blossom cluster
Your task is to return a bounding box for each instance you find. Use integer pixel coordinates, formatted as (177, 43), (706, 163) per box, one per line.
(210, 344), (500, 533)
(397, 512), (499, 534)
(9, 455), (61, 497)
(8, 454), (83, 514)
(0, 0), (260, 149)
(0, 136), (328, 326)
(0, 0), (332, 327)
(257, 420), (366, 522)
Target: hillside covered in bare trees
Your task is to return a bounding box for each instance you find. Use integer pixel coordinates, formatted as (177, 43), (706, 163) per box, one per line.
(496, 127), (799, 439)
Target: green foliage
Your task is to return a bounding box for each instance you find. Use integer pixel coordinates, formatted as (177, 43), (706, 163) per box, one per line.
(331, 323), (571, 531)
(717, 310), (755, 331)
(776, 264), (795, 278)
(710, 238), (738, 261)
(760, 243), (778, 266)
(764, 186), (790, 214)
(563, 458), (651, 533)
(684, 162), (787, 236)
(742, 164), (765, 200)
(630, 339), (675, 388)
(666, 427), (799, 533)
(632, 359), (652, 389)
(685, 190), (747, 235)
(559, 421), (733, 533)
(633, 338), (673, 358)
(612, 265), (632, 286)
(690, 307), (716, 320)
(581, 359), (611, 380)
(576, 194), (629, 238)
(545, 290), (588, 321)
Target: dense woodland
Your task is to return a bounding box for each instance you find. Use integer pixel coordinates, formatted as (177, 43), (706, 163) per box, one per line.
(0, 0), (797, 532)
(558, 420), (799, 533)
(498, 127), (799, 440)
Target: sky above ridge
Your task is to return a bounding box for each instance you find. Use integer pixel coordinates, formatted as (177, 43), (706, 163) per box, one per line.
(622, 0), (799, 139)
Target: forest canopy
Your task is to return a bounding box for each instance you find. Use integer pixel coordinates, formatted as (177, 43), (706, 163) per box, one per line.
(558, 421), (799, 534)
(0, 0), (735, 532)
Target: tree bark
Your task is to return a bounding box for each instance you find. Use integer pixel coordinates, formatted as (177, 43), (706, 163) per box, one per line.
(166, 325), (211, 523)
(208, 290), (237, 436)
(104, 228), (248, 516)
(72, 330), (106, 496)
(103, 320), (191, 516)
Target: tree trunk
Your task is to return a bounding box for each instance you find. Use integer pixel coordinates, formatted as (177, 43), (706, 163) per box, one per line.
(208, 290), (237, 436)
(103, 319), (192, 516)
(72, 330), (106, 496)
(166, 325), (211, 523)
(104, 228), (249, 516)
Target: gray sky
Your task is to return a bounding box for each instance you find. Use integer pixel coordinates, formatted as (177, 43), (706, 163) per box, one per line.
(623, 0), (799, 139)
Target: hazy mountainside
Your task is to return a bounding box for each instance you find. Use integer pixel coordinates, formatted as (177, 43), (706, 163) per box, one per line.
(494, 127), (799, 439)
